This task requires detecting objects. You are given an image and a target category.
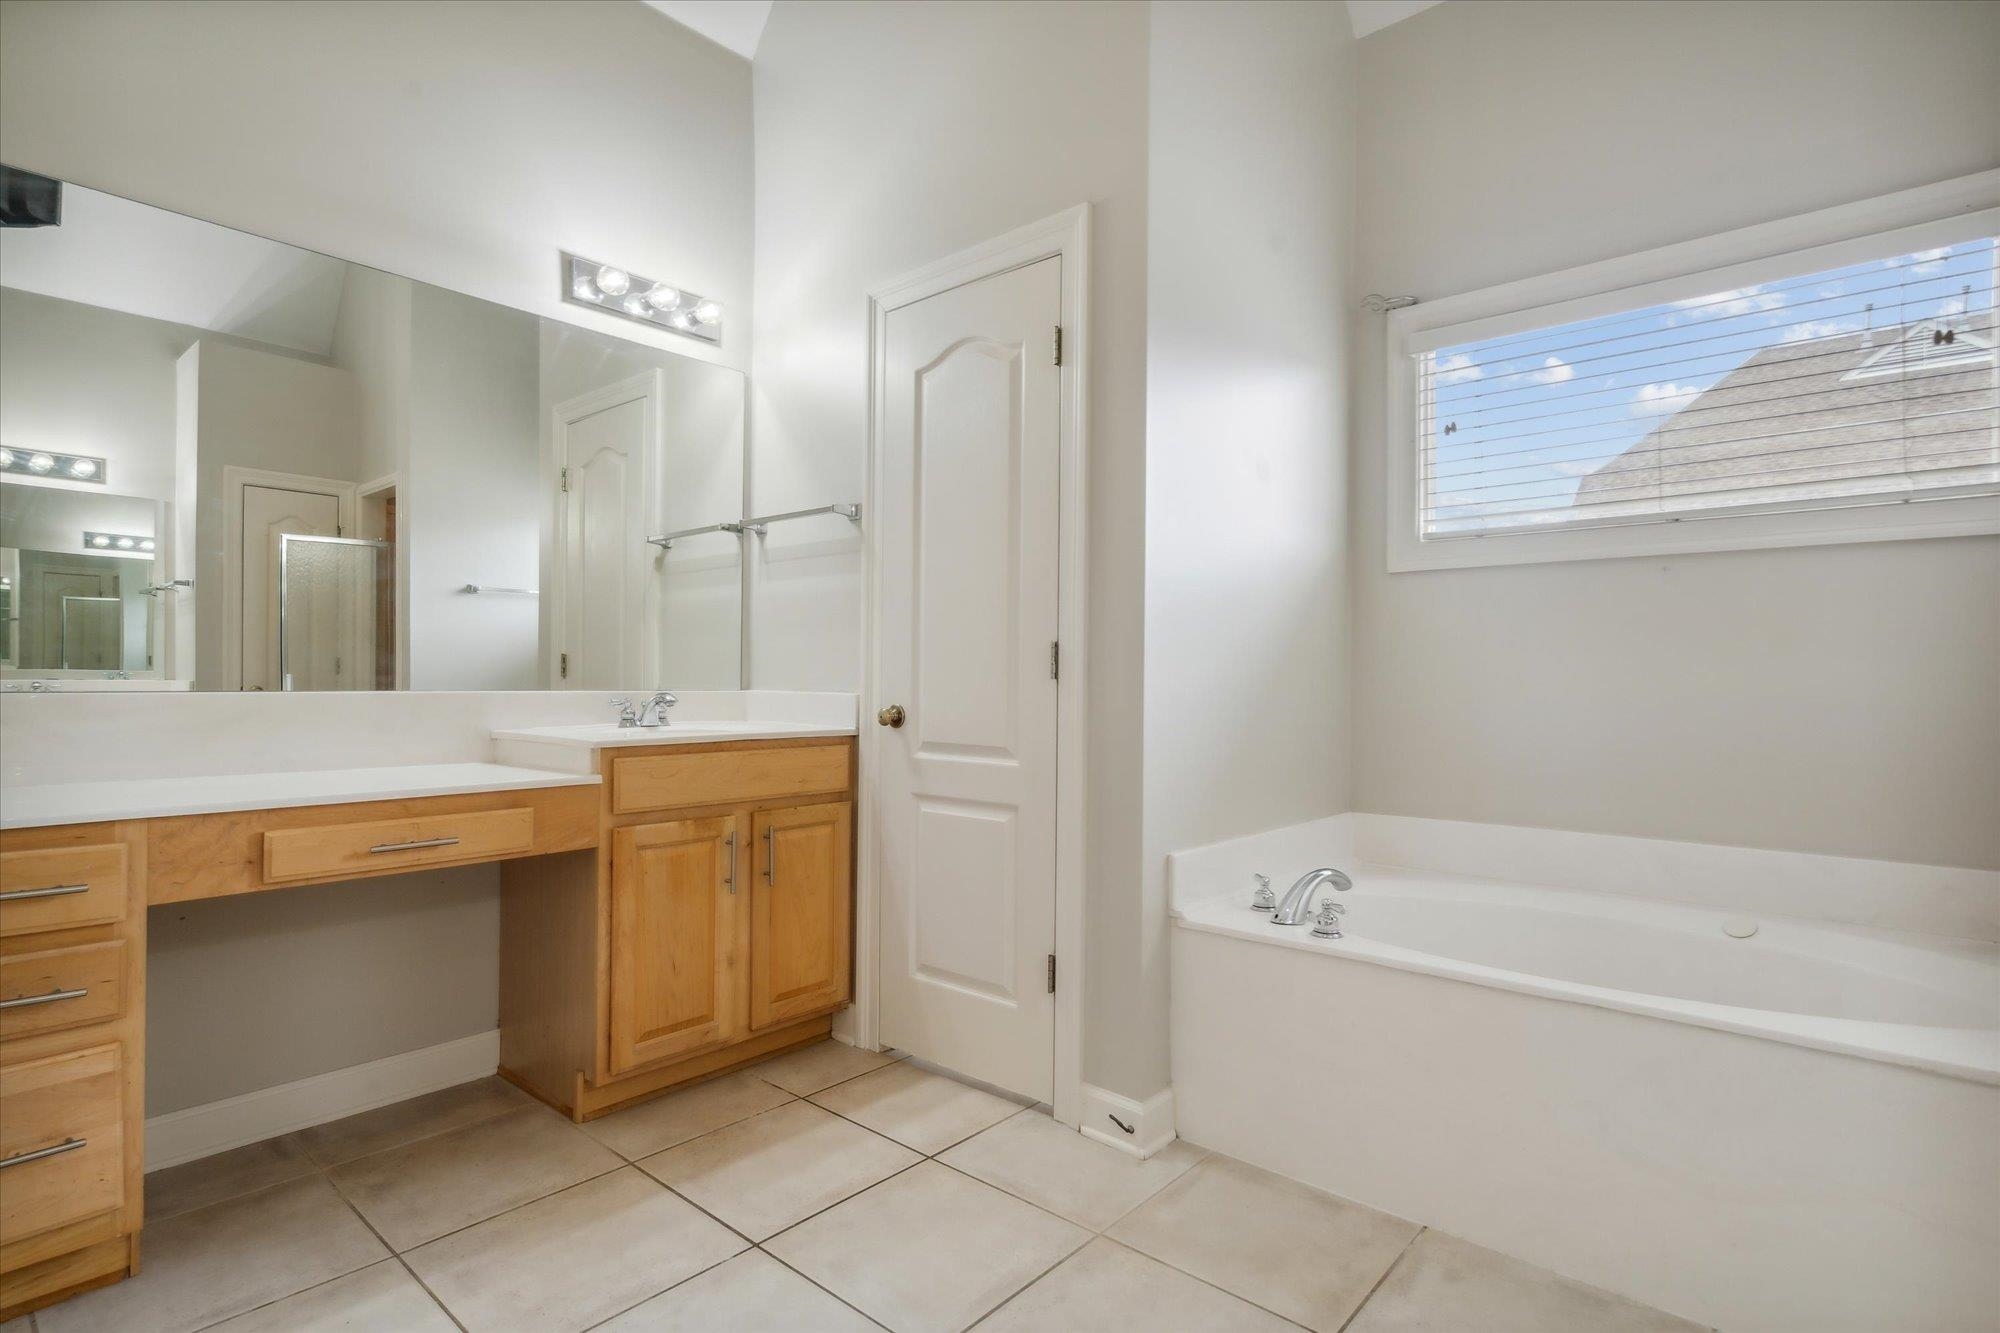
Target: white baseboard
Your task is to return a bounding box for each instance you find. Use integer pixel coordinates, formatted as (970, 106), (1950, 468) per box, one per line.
(145, 1030), (501, 1171)
(1078, 1082), (1176, 1159)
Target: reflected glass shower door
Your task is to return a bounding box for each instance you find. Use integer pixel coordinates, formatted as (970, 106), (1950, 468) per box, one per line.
(278, 534), (387, 691)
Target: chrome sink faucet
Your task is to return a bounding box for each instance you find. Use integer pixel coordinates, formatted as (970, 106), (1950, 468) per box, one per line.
(1273, 867), (1351, 926)
(635, 691), (678, 727)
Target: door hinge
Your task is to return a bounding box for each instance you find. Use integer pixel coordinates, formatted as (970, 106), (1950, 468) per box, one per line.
(1052, 324), (1063, 367)
(1049, 640), (1060, 680)
(560, 466), (570, 493)
(559, 652), (569, 679)
(1047, 953), (1057, 994)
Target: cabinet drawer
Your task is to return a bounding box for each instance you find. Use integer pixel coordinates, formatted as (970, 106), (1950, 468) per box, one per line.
(0, 845), (128, 938)
(0, 1045), (125, 1246)
(263, 807), (535, 883)
(612, 745), (850, 815)
(0, 942), (127, 1041)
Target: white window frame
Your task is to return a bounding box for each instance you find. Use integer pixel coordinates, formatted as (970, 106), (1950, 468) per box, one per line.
(1385, 170), (2000, 573)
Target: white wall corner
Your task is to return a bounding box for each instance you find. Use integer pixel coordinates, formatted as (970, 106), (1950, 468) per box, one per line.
(144, 1029), (500, 1171)
(1078, 1082), (1177, 1159)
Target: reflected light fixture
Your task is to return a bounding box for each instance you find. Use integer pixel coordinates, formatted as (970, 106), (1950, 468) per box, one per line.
(2, 447), (108, 484)
(83, 530), (154, 556)
(561, 253), (721, 345)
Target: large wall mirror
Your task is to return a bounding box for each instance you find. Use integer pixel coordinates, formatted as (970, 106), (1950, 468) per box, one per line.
(0, 172), (746, 692)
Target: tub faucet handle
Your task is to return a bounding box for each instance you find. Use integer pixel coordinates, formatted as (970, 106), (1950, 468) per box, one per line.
(1250, 875), (1275, 912)
(1312, 898), (1345, 938)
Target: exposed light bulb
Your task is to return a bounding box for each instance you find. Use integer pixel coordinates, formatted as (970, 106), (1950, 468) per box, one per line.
(643, 283), (680, 311)
(27, 453), (55, 473)
(595, 266), (631, 297)
(68, 457), (98, 478)
(139, 539), (156, 552)
(0, 448), (14, 468)
(114, 536), (135, 550)
(693, 300), (722, 326)
(90, 534), (111, 547)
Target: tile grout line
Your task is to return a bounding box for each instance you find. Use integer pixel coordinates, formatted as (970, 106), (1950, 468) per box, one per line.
(1333, 1225), (1427, 1333)
(317, 1160), (472, 1333)
(750, 1245), (895, 1331)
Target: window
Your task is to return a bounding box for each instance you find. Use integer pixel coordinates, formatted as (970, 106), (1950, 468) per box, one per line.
(1385, 175), (2000, 571)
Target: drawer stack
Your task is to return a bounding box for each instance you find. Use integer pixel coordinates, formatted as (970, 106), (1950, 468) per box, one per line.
(0, 823), (146, 1321)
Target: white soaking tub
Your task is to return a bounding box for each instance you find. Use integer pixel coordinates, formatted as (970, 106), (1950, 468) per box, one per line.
(1167, 815), (2000, 1333)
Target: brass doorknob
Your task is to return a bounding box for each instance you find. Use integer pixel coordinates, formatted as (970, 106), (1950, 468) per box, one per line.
(876, 704), (906, 728)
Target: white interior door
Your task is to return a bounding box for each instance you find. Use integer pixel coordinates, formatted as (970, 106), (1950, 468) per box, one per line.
(555, 374), (659, 690)
(876, 256), (1062, 1102)
(240, 484), (341, 691)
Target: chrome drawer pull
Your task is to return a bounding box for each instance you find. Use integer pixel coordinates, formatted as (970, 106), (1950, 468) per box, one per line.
(368, 837), (461, 855)
(763, 824), (776, 886)
(724, 832), (738, 894)
(0, 1137), (86, 1170)
(0, 883), (90, 903)
(0, 986), (89, 1010)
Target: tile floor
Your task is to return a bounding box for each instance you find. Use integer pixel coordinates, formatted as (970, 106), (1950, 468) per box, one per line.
(16, 1041), (1709, 1333)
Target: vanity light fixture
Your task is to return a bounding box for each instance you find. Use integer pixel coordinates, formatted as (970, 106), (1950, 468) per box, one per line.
(2, 447), (108, 484)
(562, 252), (720, 345)
(83, 530), (154, 556)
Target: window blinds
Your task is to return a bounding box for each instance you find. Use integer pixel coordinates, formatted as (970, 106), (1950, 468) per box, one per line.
(1418, 237), (1999, 538)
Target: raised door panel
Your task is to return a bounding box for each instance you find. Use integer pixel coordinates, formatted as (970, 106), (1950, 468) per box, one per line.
(608, 815), (743, 1075)
(750, 802), (852, 1030)
(0, 1045), (125, 1249)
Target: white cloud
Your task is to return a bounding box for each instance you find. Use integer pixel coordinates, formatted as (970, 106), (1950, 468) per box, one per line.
(1780, 319), (1851, 343)
(1674, 285), (1785, 319)
(1631, 382), (1696, 416)
(1894, 246), (1951, 276)
(1527, 356), (1573, 384)
(1434, 353), (1482, 385)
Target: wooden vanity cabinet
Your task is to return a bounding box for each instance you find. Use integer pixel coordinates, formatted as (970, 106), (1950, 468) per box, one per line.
(500, 737), (856, 1121)
(608, 814), (747, 1074)
(0, 822), (147, 1322)
(750, 801), (853, 1030)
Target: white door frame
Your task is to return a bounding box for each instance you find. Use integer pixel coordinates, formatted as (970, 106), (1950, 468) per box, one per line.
(220, 465), (357, 691)
(549, 370), (665, 689)
(859, 205), (1090, 1128)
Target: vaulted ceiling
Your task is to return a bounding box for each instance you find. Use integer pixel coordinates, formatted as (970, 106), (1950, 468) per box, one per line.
(638, 0), (1445, 59)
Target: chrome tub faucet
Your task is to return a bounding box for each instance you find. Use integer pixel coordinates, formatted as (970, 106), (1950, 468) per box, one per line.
(1273, 867), (1351, 926)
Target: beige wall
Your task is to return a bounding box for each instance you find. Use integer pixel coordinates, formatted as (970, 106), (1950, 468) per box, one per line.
(750, 0), (1154, 1096)
(0, 0), (753, 374)
(1142, 1), (1357, 1093)
(0, 288), (191, 503)
(1351, 0), (2000, 870)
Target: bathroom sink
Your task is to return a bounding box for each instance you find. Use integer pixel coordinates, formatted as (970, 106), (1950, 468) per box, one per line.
(490, 719), (856, 748)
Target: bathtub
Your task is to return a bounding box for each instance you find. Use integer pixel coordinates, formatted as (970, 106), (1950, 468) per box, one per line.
(1167, 815), (2000, 1333)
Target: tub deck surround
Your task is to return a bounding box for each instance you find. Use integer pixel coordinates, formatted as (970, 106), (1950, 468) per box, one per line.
(1177, 872), (2000, 1084)
(0, 691), (860, 1321)
(1167, 813), (2000, 1332)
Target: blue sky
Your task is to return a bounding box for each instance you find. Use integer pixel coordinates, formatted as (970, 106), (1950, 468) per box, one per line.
(1425, 236), (1998, 531)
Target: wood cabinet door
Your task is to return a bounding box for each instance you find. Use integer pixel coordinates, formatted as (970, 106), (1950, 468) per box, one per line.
(608, 814), (745, 1074)
(750, 801), (852, 1030)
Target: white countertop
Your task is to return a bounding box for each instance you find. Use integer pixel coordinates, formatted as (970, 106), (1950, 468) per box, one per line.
(0, 762), (601, 831)
(490, 721), (858, 749)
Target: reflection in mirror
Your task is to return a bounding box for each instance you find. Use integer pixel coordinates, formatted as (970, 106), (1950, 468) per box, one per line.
(278, 534), (388, 692)
(0, 483), (171, 684)
(0, 171), (745, 692)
